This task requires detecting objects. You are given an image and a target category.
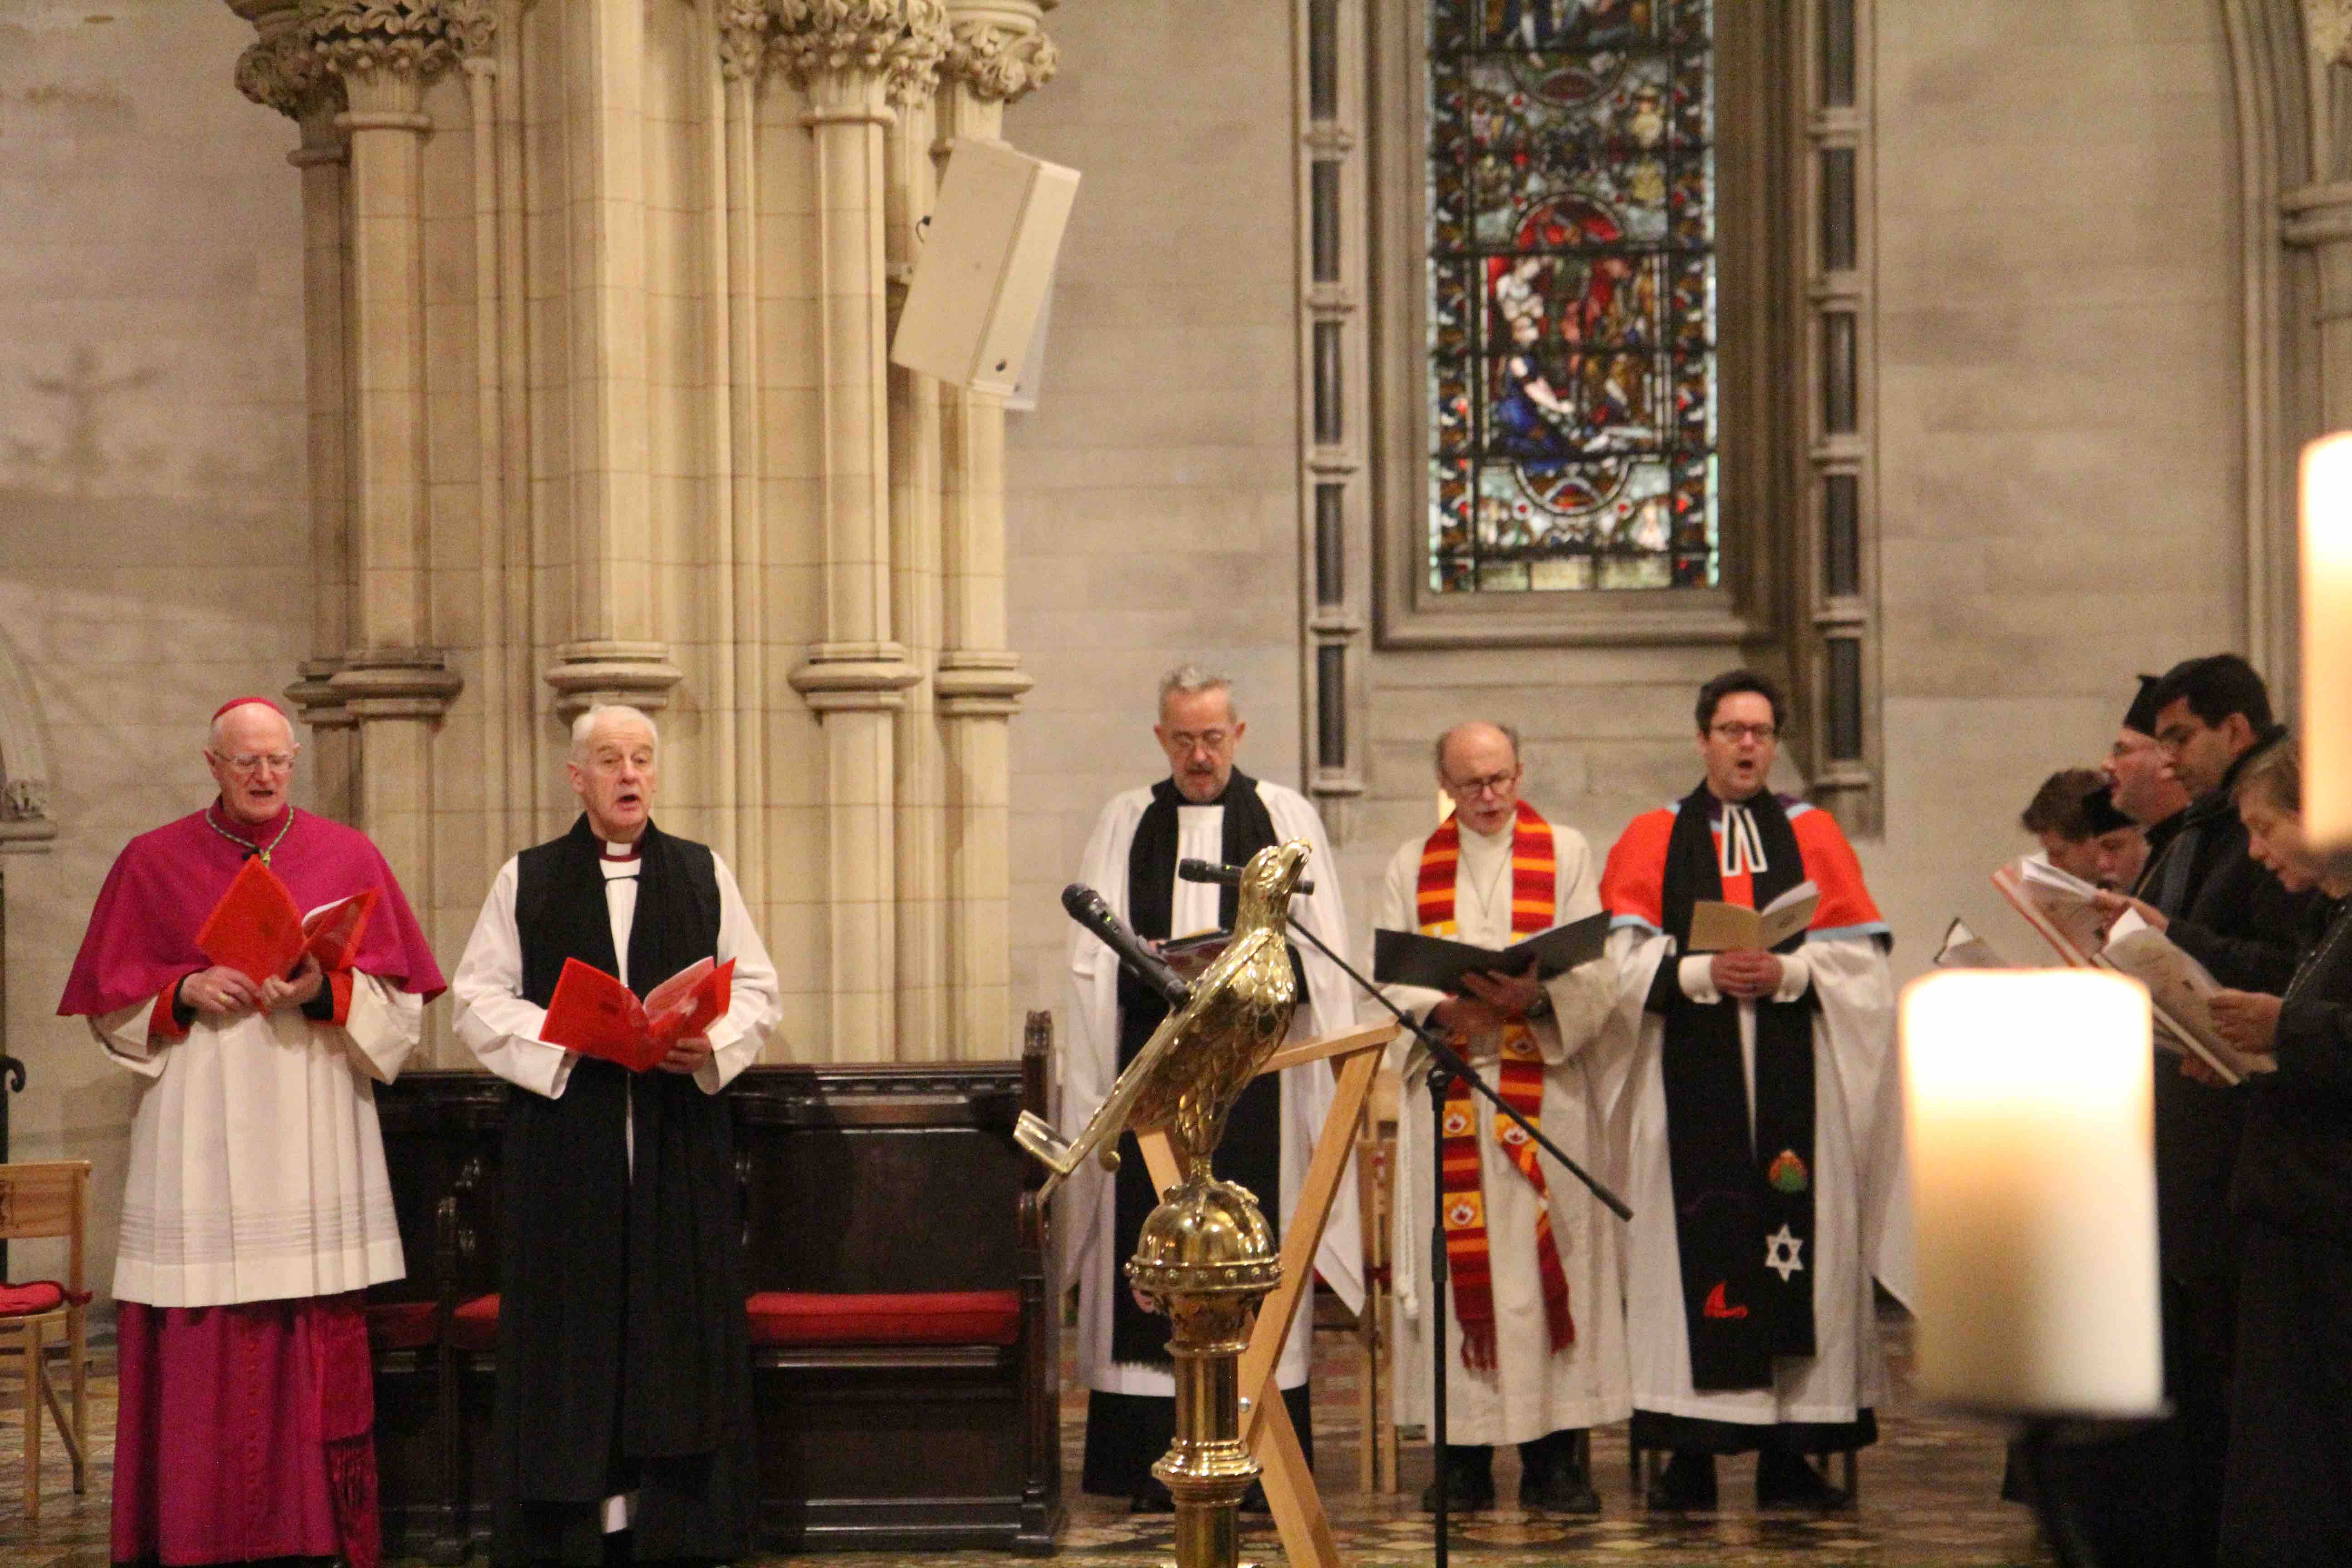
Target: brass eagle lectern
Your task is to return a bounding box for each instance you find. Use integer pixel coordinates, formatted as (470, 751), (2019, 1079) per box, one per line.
(1017, 839), (1313, 1568)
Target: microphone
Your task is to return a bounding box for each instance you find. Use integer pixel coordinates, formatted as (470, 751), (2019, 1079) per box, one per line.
(1177, 857), (1316, 896)
(1061, 884), (1191, 1009)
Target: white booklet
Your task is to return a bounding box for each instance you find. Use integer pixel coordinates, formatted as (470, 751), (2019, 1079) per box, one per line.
(1933, 916), (2012, 970)
(1686, 880), (1819, 954)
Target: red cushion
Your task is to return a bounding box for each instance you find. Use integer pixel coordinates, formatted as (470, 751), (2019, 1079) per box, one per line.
(366, 1298), (439, 1350)
(0, 1281), (64, 1318)
(448, 1293), (500, 1353)
(745, 1289), (1020, 1348)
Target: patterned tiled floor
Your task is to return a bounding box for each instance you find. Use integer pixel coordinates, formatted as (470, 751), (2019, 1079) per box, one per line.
(0, 1315), (2050, 1565)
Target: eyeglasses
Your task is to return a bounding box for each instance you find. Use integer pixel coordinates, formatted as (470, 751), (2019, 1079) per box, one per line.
(1445, 768), (1520, 799)
(1166, 730), (1232, 754)
(222, 752), (297, 775)
(1709, 722), (1777, 743)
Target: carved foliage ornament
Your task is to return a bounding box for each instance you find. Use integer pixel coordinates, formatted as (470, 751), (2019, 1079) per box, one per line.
(235, 24), (346, 119)
(298, 0), (466, 79)
(2309, 0), (2352, 65)
(767, 0), (952, 102)
(945, 18), (1058, 104)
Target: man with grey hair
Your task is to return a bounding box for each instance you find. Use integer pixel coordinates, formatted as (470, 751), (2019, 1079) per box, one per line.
(451, 702), (781, 1565)
(1378, 721), (1627, 1514)
(1058, 665), (1364, 1510)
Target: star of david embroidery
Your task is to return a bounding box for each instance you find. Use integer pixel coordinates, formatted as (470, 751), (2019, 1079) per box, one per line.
(1765, 1224), (1805, 1282)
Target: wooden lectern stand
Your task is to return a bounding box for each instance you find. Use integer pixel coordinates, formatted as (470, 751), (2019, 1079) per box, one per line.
(1137, 1020), (1397, 1568)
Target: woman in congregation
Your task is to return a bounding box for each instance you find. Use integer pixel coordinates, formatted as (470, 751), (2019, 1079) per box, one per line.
(2203, 735), (2352, 1568)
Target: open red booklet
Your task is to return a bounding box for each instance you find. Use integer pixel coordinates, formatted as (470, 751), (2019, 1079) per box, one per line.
(540, 956), (735, 1073)
(193, 857), (381, 985)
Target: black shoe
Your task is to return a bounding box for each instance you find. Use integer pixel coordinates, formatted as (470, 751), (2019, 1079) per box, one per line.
(1520, 1465), (1602, 1514)
(1129, 1478), (1177, 1514)
(1644, 1450), (1718, 1511)
(1418, 1447), (1497, 1513)
(1754, 1448), (1851, 1510)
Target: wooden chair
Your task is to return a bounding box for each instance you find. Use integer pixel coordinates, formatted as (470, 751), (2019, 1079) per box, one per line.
(0, 1160), (91, 1520)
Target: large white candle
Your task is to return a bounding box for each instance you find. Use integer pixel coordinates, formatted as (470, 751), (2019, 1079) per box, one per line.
(2304, 432), (2352, 848)
(1901, 969), (2162, 1416)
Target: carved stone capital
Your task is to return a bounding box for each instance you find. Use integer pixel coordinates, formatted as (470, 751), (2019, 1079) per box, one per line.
(943, 3), (1058, 105)
(2310, 0), (2352, 65)
(719, 1), (771, 82)
(0, 775), (56, 851)
(235, 20), (348, 121)
(328, 647), (466, 720)
(767, 0), (951, 106)
(789, 642), (925, 712)
(299, 0), (465, 82)
(544, 641), (686, 723)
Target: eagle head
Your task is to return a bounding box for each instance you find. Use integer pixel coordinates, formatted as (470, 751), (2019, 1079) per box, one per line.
(1234, 839), (1312, 931)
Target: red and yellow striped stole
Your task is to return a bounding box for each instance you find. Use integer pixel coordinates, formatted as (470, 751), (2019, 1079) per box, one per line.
(1419, 797), (1575, 1369)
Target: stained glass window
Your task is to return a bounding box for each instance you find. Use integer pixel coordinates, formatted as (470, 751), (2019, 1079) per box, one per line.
(1426, 0), (1716, 594)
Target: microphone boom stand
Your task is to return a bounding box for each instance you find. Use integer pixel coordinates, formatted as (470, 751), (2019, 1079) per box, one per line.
(1274, 918), (1629, 1568)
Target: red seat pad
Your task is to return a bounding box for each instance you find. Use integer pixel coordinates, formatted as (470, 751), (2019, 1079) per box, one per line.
(0, 1281), (65, 1317)
(364, 1298), (438, 1351)
(448, 1294), (500, 1353)
(744, 1289), (1021, 1348)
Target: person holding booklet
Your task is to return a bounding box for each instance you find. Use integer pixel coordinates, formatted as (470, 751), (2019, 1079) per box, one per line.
(449, 703), (781, 1566)
(1374, 721), (1627, 1516)
(56, 696), (445, 1568)
(1596, 670), (1908, 1512)
(2191, 738), (2352, 1568)
(1057, 664), (1362, 1511)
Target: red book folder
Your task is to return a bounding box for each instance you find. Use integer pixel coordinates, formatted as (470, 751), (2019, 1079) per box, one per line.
(194, 857), (307, 985)
(301, 887), (380, 971)
(541, 956), (735, 1073)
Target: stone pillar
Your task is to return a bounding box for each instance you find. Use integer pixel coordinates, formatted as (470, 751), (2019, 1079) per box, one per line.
(293, 3), (467, 904)
(936, 1), (1053, 1059)
(776, 0), (946, 1061)
(887, 80), (948, 1059)
(544, 0), (684, 722)
(235, 5), (358, 818)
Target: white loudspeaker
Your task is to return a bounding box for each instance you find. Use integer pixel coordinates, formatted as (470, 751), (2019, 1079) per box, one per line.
(891, 138), (1079, 399)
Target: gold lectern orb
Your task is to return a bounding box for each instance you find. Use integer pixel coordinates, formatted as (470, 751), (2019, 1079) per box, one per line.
(1128, 1174), (1284, 1568)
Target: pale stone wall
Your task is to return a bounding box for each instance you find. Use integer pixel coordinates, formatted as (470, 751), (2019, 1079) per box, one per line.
(1003, 0), (1313, 1014)
(0, 0), (311, 1293)
(1868, 0), (2245, 977)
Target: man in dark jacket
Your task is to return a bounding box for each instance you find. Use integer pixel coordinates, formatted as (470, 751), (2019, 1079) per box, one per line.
(2082, 654), (2311, 1568)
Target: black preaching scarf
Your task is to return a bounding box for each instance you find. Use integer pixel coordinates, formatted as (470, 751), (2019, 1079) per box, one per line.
(1108, 770), (1292, 1367)
(1656, 783), (1819, 1392)
(496, 814), (755, 1565)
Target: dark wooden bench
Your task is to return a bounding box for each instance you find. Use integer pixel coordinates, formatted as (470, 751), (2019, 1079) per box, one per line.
(368, 1017), (1062, 1558)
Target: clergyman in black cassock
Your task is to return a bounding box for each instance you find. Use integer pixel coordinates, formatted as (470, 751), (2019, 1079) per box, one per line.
(451, 706), (782, 1565)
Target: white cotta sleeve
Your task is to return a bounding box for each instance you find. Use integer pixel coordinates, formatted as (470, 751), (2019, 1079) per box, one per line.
(1056, 791), (1143, 1290)
(1810, 933), (1915, 1307)
(90, 997), (171, 1078)
(694, 853), (783, 1093)
(1594, 922), (1673, 1192)
(1267, 785), (1366, 1315)
(451, 858), (578, 1099)
(1541, 829), (1615, 1066)
(339, 973), (424, 1083)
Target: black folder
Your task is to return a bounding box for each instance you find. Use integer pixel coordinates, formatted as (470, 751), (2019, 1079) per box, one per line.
(1372, 911), (1610, 993)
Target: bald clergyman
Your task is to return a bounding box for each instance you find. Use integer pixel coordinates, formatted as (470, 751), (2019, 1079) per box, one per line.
(58, 696), (446, 1568)
(450, 704), (782, 1566)
(1379, 721), (1627, 1516)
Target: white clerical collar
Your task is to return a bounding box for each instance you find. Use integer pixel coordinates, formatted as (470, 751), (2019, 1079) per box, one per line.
(601, 836), (642, 862)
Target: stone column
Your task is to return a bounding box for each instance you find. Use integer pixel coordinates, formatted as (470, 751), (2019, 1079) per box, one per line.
(886, 77), (949, 1059)
(775, 0), (946, 1061)
(234, 3), (359, 819)
(936, 1), (1053, 1059)
(301, 2), (466, 902)
(544, 0), (684, 722)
